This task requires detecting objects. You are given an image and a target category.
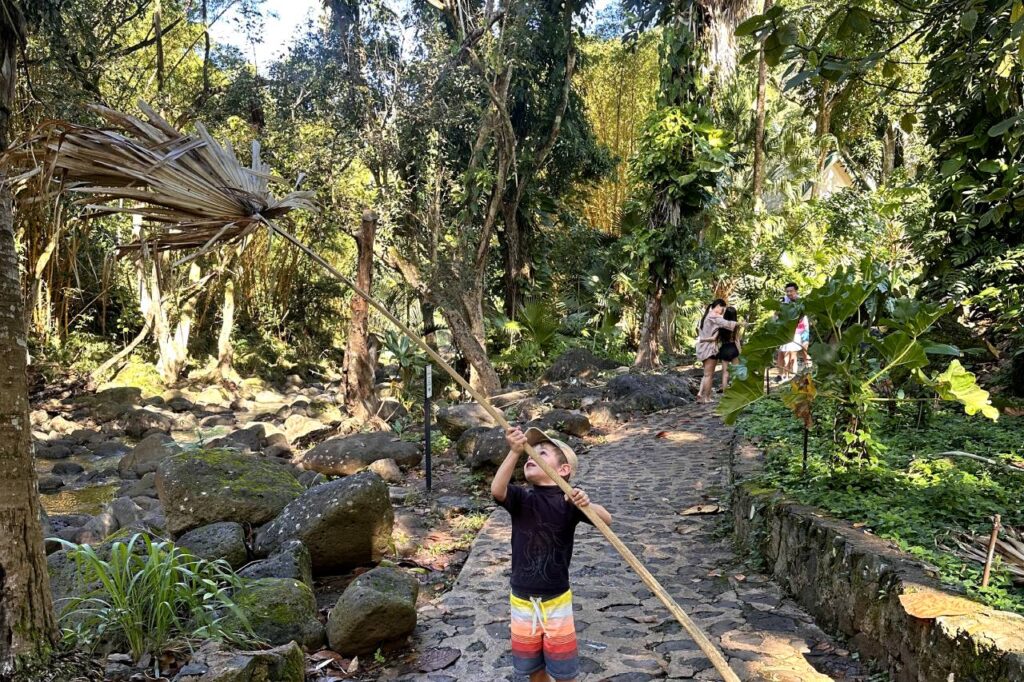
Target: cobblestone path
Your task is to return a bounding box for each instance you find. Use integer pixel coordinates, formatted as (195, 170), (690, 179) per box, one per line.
(397, 406), (869, 681)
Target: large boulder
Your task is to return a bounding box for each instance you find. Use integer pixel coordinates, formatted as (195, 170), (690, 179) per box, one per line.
(176, 522), (247, 568)
(283, 413), (332, 444)
(254, 472), (393, 573)
(605, 372), (693, 412)
(326, 567), (419, 656)
(226, 578), (324, 650)
(118, 433), (181, 478)
(299, 432), (421, 477)
(172, 641), (304, 682)
(156, 449), (304, 536)
(542, 348), (618, 382)
(526, 409), (591, 437)
(436, 403), (498, 439)
(122, 407), (175, 438)
(455, 427), (510, 469)
(238, 540), (313, 587)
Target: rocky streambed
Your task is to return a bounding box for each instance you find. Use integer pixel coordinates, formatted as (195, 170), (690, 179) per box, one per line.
(33, 350), (700, 680)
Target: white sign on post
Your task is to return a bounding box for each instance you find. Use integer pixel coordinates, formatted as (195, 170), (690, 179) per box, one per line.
(425, 365), (432, 398)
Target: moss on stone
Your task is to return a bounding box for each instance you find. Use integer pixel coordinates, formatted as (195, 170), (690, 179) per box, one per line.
(101, 357), (165, 398)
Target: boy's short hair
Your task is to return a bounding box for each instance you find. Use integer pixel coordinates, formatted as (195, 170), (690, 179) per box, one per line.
(524, 427), (577, 478)
(785, 282), (798, 291)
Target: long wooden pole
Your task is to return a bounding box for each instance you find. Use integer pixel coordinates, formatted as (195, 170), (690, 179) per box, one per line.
(265, 219), (740, 682)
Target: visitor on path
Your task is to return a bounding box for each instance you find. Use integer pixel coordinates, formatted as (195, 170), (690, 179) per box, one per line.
(696, 298), (740, 403)
(776, 282), (810, 380)
(717, 306), (742, 390)
(492, 427), (613, 682)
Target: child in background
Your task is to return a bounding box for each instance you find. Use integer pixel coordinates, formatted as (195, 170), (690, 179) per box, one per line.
(717, 306), (742, 390)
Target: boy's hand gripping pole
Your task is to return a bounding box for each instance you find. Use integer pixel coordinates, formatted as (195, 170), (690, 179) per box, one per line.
(265, 219), (741, 682)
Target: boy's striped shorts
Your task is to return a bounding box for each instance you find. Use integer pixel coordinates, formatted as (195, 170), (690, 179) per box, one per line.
(509, 590), (580, 680)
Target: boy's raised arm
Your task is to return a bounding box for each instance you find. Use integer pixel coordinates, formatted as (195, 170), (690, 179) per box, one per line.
(492, 427), (526, 503)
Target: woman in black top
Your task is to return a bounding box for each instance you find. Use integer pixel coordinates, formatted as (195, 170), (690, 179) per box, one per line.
(716, 307), (741, 390)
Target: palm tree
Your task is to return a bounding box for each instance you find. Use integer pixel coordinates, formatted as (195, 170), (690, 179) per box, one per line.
(0, 0), (60, 675)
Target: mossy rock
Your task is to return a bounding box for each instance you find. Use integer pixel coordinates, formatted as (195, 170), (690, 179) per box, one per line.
(156, 449), (304, 536)
(100, 358), (165, 399)
(176, 641), (304, 682)
(254, 472), (393, 573)
(176, 522), (248, 568)
(326, 566), (419, 656)
(227, 578), (324, 650)
(308, 400), (344, 424)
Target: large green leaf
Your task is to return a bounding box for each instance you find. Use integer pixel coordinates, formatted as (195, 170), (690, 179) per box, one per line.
(716, 374), (765, 425)
(740, 308), (801, 367)
(930, 360), (999, 420)
(881, 299), (952, 337)
(873, 332), (929, 373)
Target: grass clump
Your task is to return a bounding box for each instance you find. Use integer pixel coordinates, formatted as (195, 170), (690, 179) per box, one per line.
(57, 533), (259, 667)
(739, 397), (1024, 613)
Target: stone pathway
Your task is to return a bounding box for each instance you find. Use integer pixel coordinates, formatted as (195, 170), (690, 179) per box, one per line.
(394, 406), (870, 681)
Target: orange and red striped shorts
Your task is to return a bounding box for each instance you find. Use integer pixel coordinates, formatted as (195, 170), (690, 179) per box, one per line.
(510, 590), (579, 680)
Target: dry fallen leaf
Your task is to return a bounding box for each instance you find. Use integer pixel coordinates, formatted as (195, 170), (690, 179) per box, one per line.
(655, 431), (669, 439)
(733, 574), (746, 582)
(899, 589), (984, 620)
(347, 657), (360, 674)
(852, 522), (867, 528)
(418, 647), (462, 672)
(681, 504), (721, 515)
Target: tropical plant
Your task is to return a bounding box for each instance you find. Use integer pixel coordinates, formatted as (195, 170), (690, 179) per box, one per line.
(718, 259), (998, 460)
(57, 534), (257, 669)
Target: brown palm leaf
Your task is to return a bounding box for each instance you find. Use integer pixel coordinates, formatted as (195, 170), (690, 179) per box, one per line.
(3, 101), (316, 254)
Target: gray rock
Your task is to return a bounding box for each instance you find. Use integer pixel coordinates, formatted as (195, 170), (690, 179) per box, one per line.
(30, 409), (51, 428)
(300, 432), (421, 477)
(283, 413), (332, 444)
(238, 540), (312, 587)
(378, 398), (409, 422)
(227, 578), (324, 650)
(455, 426), (510, 469)
(68, 428), (101, 445)
(51, 461), (84, 476)
(297, 470), (326, 488)
(368, 458), (404, 483)
(206, 423), (267, 452)
(255, 471), (393, 573)
(118, 433), (181, 478)
(156, 449), (304, 536)
(38, 474), (64, 493)
(526, 409), (592, 437)
(48, 416), (79, 435)
(542, 348), (617, 382)
(176, 521), (247, 568)
(122, 408), (175, 438)
(171, 641), (304, 682)
(108, 497), (145, 529)
(35, 443), (72, 460)
(49, 513), (91, 535)
(605, 372), (693, 412)
(83, 511), (119, 539)
(166, 396), (194, 413)
(436, 403), (498, 439)
(124, 471), (157, 497)
(326, 566), (419, 656)
(90, 440), (130, 458)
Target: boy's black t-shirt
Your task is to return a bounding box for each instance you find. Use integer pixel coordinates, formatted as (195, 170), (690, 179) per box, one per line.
(496, 483), (593, 598)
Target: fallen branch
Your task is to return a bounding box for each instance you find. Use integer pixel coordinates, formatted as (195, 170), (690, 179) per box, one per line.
(919, 450), (1024, 475)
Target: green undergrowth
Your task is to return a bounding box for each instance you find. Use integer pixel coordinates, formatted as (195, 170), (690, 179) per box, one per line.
(738, 397), (1024, 614)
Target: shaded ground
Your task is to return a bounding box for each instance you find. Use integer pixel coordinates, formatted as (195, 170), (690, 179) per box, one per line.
(377, 405), (873, 681)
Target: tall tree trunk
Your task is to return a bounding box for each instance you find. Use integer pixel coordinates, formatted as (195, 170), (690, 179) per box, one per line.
(811, 82), (832, 199)
(499, 206), (528, 319)
(344, 211), (378, 421)
(881, 120), (896, 185)
(0, 8), (60, 671)
(156, 262), (199, 384)
(659, 302), (676, 355)
(442, 300), (501, 396)
(215, 276), (235, 381)
(634, 283), (664, 369)
(201, 0), (210, 99)
(752, 0), (771, 212)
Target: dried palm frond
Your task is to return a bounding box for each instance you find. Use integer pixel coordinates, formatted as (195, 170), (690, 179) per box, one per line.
(3, 101), (316, 255)
(952, 527), (1024, 585)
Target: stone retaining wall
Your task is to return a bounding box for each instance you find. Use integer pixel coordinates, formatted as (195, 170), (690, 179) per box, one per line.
(730, 441), (1024, 682)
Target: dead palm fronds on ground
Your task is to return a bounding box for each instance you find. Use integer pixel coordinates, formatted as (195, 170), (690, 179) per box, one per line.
(955, 527), (1024, 585)
(2, 102), (740, 681)
(4, 101), (316, 254)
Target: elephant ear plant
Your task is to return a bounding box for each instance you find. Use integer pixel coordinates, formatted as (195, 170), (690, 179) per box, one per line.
(718, 258), (998, 462)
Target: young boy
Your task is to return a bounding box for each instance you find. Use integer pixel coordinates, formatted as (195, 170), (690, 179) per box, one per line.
(491, 426), (613, 682)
